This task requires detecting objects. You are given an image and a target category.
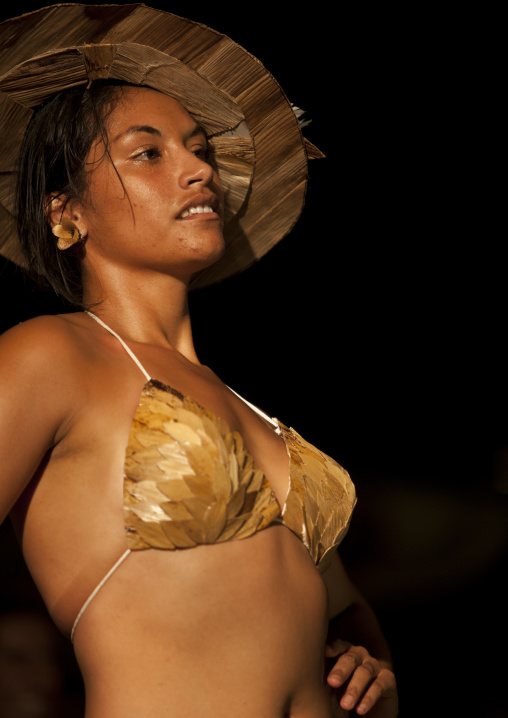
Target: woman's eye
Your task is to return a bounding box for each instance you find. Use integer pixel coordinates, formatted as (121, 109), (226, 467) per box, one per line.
(193, 147), (212, 163)
(133, 147), (161, 161)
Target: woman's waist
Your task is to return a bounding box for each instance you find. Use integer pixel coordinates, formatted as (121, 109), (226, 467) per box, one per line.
(82, 668), (338, 718)
(79, 617), (334, 718)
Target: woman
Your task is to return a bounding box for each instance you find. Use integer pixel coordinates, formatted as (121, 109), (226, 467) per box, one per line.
(0, 5), (397, 717)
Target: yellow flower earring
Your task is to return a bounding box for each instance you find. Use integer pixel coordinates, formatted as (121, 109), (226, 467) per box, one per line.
(52, 215), (82, 250)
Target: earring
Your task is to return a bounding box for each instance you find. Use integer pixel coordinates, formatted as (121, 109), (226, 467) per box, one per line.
(52, 216), (82, 250)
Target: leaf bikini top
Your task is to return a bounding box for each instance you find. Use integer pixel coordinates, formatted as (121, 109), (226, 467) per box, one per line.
(71, 312), (357, 641)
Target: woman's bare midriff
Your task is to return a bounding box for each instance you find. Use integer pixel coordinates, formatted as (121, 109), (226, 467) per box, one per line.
(73, 528), (338, 718)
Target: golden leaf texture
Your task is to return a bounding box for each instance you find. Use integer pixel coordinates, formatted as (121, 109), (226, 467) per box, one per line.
(124, 381), (280, 550)
(277, 423), (357, 573)
(123, 380), (356, 569)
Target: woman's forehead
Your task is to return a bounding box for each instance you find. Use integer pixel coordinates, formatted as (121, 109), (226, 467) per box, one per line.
(107, 86), (196, 136)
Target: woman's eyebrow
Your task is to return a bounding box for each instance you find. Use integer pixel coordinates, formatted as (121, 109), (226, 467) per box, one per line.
(188, 124), (208, 140)
(113, 123), (208, 143)
(113, 125), (161, 142)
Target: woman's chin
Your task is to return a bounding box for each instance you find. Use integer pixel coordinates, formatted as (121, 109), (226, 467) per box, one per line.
(184, 232), (226, 272)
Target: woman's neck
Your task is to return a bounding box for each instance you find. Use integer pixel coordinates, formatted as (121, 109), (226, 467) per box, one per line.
(82, 267), (199, 364)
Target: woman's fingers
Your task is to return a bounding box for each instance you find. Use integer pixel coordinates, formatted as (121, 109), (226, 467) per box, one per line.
(325, 643), (398, 716)
(340, 666), (395, 715)
(326, 643), (369, 687)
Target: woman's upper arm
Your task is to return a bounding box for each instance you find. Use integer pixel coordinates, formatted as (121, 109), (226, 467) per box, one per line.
(0, 317), (74, 523)
(322, 551), (364, 619)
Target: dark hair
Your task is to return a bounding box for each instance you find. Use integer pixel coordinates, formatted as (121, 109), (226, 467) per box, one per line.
(16, 81), (127, 308)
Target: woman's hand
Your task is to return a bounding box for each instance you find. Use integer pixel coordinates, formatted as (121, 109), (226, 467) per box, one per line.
(325, 638), (398, 716)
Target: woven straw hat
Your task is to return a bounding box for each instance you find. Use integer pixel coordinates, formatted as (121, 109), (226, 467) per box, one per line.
(0, 3), (322, 289)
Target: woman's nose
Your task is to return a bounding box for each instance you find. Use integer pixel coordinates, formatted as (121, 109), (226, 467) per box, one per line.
(179, 152), (214, 188)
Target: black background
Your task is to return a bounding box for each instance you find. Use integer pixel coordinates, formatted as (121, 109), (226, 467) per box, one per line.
(1, 3), (506, 716)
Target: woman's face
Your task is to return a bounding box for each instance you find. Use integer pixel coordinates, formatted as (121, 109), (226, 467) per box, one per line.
(79, 86), (225, 281)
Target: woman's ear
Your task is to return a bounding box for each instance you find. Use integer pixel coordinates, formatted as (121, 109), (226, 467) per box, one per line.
(45, 193), (88, 250)
(45, 192), (66, 229)
(45, 193), (88, 239)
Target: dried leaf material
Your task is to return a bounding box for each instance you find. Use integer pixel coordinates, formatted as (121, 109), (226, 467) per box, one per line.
(81, 43), (117, 82)
(305, 138), (326, 160)
(209, 135), (256, 223)
(123, 378), (356, 568)
(124, 380), (280, 550)
(0, 92), (32, 174)
(0, 50), (87, 108)
(278, 423), (357, 573)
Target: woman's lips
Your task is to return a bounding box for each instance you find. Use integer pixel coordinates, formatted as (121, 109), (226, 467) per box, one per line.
(177, 193), (221, 221)
(179, 204), (216, 219)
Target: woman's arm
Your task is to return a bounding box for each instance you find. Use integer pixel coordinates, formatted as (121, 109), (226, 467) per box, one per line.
(322, 553), (398, 716)
(0, 317), (73, 523)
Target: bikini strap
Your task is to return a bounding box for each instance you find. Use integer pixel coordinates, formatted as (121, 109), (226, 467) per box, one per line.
(85, 312), (279, 431)
(228, 386), (279, 430)
(70, 549), (131, 642)
(85, 311), (151, 381)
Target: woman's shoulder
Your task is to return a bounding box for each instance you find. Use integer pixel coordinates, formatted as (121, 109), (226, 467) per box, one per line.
(0, 314), (95, 521)
(0, 313), (89, 380)
(0, 311), (84, 346)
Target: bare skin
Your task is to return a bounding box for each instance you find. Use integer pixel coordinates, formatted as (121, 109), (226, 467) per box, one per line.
(0, 88), (397, 717)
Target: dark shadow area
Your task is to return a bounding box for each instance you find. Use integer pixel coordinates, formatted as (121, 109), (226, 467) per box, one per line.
(0, 522), (85, 717)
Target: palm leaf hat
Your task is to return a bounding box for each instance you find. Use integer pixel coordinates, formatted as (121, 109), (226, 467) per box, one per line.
(0, 3), (322, 289)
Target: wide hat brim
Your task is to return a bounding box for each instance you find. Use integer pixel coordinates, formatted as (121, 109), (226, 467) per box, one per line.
(0, 3), (322, 289)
